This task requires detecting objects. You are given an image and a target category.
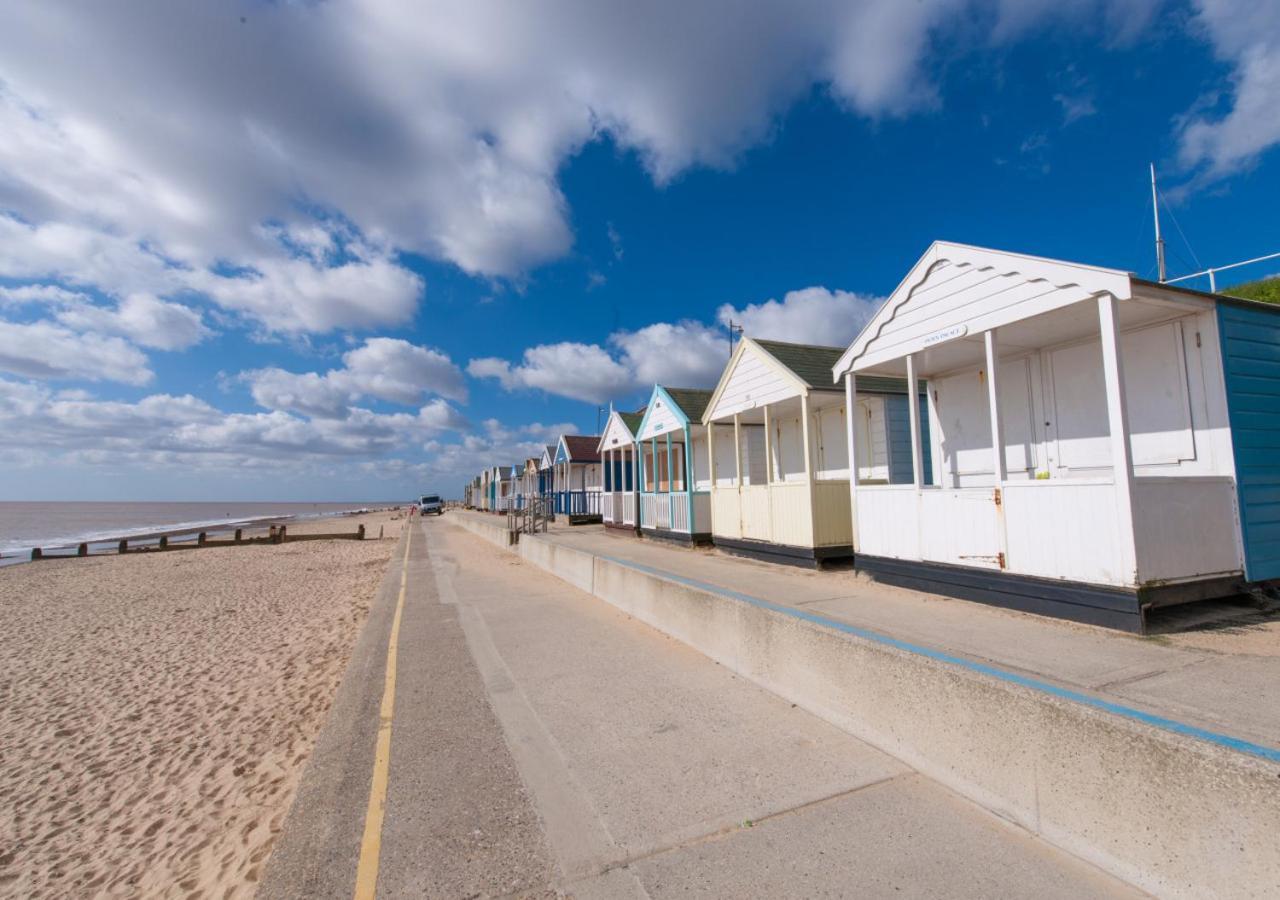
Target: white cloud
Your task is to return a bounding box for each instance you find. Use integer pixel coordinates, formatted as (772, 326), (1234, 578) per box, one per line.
(611, 321), (726, 388)
(54, 293), (209, 351)
(0, 377), (469, 469)
(0, 0), (1204, 328)
(471, 288), (880, 404)
(1179, 1), (1280, 179)
(245, 337), (468, 418)
(468, 342), (634, 404)
(717, 287), (884, 347)
(0, 320), (152, 384)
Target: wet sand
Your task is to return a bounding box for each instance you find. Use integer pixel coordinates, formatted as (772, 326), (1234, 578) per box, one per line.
(0, 509), (404, 898)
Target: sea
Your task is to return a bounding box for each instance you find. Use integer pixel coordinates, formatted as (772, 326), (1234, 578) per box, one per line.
(0, 501), (400, 566)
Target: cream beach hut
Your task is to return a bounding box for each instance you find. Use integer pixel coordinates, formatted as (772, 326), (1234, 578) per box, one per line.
(598, 408), (644, 531)
(702, 338), (922, 566)
(636, 386), (715, 543)
(831, 241), (1280, 631)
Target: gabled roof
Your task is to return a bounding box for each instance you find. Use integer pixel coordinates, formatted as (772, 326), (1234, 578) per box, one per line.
(660, 387), (712, 423)
(597, 408), (646, 453)
(754, 340), (846, 390)
(833, 241), (1139, 378)
(557, 434), (602, 463)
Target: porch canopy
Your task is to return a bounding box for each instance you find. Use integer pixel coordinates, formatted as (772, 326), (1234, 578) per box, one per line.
(831, 241), (1240, 592)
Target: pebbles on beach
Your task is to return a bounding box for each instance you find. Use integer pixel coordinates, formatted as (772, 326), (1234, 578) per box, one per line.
(0, 512), (401, 898)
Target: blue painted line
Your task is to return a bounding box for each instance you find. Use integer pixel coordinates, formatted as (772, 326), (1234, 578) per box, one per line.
(597, 552), (1280, 764)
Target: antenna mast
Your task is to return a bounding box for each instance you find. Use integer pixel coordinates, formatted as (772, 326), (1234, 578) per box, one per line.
(727, 319), (744, 360)
(1150, 163), (1167, 282)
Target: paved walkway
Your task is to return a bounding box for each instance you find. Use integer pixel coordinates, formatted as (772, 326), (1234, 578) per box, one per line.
(265, 515), (1145, 897)
(512, 515), (1280, 750)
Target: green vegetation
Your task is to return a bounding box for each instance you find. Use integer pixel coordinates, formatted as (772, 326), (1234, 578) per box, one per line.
(1224, 276), (1280, 304)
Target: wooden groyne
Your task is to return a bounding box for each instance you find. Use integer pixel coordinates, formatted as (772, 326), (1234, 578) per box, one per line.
(24, 524), (368, 562)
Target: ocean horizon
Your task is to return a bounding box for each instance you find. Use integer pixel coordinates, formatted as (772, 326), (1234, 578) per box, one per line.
(0, 501), (404, 558)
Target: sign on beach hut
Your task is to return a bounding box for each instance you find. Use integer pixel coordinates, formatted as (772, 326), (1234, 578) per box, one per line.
(831, 240), (1279, 631)
(636, 386), (714, 543)
(702, 338), (923, 566)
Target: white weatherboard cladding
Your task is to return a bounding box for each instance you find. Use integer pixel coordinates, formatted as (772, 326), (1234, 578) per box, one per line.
(933, 358), (1037, 485)
(708, 344), (801, 421)
(771, 414), (805, 482)
(691, 433), (711, 490)
(600, 412), (636, 451)
(1048, 320), (1194, 470)
(813, 403), (851, 480)
(712, 425), (737, 487)
(638, 395), (683, 441)
(739, 425), (768, 485)
(843, 244), (1132, 375)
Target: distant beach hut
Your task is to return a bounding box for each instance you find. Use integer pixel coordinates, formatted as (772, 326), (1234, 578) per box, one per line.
(636, 386), (714, 543)
(831, 241), (1280, 631)
(703, 338), (923, 566)
(597, 407), (645, 531)
(538, 445), (557, 504)
(553, 435), (603, 522)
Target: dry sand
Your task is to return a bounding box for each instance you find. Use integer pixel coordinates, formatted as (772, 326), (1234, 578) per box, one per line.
(0, 509), (404, 898)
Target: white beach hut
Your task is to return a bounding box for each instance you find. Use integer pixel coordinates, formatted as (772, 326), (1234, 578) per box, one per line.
(636, 386), (715, 543)
(831, 241), (1280, 631)
(597, 409), (644, 531)
(702, 338), (923, 566)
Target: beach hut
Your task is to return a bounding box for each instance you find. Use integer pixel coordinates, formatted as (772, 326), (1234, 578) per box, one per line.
(537, 444), (557, 506)
(553, 435), (603, 522)
(519, 457), (540, 509)
(636, 387), (715, 543)
(597, 408), (644, 531)
(703, 338), (924, 566)
(830, 240), (1280, 631)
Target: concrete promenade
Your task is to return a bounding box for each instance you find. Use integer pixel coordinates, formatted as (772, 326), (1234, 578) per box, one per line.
(261, 516), (1143, 898)
(515, 515), (1280, 750)
(454, 509), (1280, 899)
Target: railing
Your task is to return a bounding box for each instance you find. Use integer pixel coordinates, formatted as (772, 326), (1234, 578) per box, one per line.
(670, 497), (690, 533)
(556, 490), (602, 516)
(600, 492), (615, 522)
(622, 492), (636, 525)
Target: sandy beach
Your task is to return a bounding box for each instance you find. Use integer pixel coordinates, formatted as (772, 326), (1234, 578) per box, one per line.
(0, 508), (407, 898)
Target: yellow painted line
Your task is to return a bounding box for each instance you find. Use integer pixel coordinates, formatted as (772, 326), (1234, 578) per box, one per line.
(353, 523), (413, 900)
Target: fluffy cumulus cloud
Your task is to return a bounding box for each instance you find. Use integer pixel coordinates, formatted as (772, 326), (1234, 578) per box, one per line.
(0, 321), (153, 385)
(717, 287), (884, 348)
(2, 2), (1235, 322)
(470, 287), (883, 403)
(245, 338), (468, 419)
(0, 376), (471, 471)
(1178, 1), (1280, 179)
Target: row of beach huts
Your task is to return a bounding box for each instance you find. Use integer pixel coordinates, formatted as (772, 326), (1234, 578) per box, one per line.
(460, 242), (1280, 632)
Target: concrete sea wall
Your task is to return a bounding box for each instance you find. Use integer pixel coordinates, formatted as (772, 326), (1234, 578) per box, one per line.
(455, 514), (1280, 899)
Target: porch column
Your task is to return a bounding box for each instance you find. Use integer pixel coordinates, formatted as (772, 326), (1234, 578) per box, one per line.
(906, 353), (924, 489)
(984, 330), (1007, 481)
(763, 402), (773, 484)
(733, 413), (743, 488)
(684, 423), (695, 532)
(708, 422), (718, 485)
(844, 372), (859, 549)
(1098, 293), (1139, 581)
(801, 394), (816, 544)
(666, 431), (674, 495)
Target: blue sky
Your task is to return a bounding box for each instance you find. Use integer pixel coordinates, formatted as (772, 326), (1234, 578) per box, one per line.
(1, 1), (1278, 500)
